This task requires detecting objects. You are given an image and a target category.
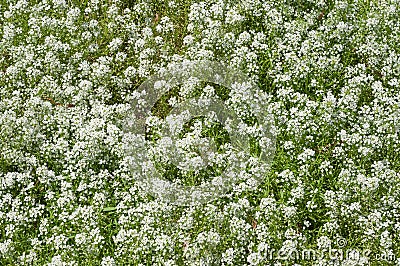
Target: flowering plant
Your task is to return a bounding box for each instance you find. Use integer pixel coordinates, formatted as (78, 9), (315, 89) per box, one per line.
(1, 0), (400, 265)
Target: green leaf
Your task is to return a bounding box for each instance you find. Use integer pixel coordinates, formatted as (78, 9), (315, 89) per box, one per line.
(103, 206), (116, 212)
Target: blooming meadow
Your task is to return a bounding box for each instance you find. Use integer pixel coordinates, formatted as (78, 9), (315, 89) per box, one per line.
(1, 0), (400, 265)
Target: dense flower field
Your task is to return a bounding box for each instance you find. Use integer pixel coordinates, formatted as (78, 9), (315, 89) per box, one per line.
(1, 0), (400, 265)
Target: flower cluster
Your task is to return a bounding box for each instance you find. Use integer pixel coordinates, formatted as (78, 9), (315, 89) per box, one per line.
(1, 0), (400, 265)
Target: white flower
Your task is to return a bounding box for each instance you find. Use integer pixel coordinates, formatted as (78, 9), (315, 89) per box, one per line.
(108, 37), (123, 51)
(297, 148), (315, 163)
(226, 8), (244, 24)
(101, 256), (116, 266)
(380, 230), (392, 249)
(0, 239), (12, 256)
(247, 252), (261, 265)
